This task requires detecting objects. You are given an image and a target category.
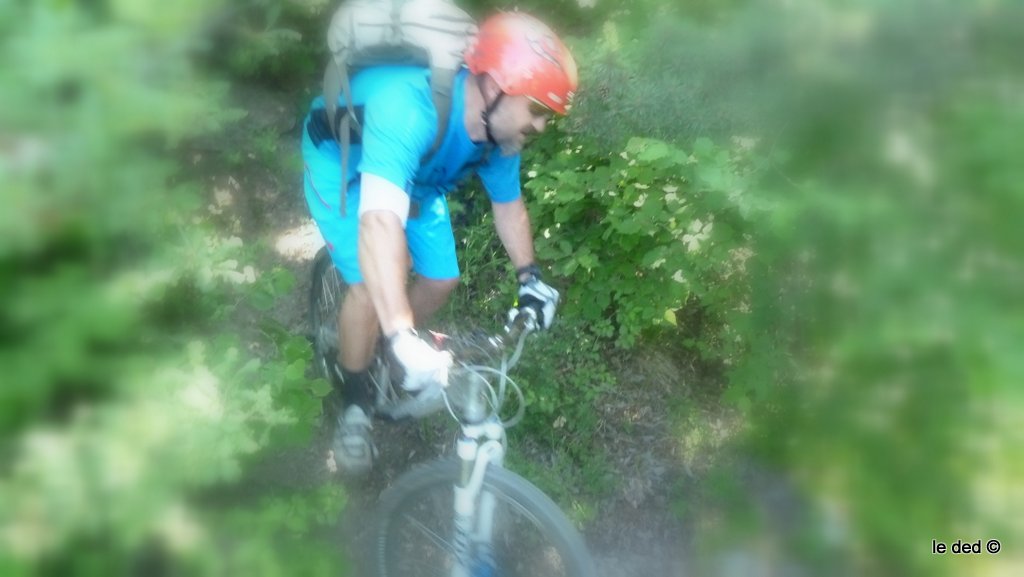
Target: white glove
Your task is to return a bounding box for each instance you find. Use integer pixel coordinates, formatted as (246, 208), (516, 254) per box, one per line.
(387, 329), (452, 393)
(509, 275), (560, 330)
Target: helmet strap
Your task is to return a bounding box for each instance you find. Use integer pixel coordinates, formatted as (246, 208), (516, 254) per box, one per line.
(479, 75), (505, 145)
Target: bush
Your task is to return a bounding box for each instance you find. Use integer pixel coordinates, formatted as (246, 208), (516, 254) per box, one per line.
(206, 0), (329, 83)
(523, 126), (766, 351)
(529, 1), (1023, 574)
(0, 2), (346, 574)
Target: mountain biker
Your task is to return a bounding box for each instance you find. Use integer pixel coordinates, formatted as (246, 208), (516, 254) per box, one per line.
(302, 11), (578, 475)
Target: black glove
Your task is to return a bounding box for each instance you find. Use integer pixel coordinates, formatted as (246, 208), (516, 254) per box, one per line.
(509, 267), (559, 329)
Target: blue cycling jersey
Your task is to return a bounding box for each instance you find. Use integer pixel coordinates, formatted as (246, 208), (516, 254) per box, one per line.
(305, 66), (521, 204)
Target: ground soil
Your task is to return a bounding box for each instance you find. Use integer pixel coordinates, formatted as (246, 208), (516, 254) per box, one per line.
(190, 83), (808, 577)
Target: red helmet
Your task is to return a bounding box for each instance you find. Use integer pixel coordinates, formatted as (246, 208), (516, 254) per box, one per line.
(464, 12), (578, 115)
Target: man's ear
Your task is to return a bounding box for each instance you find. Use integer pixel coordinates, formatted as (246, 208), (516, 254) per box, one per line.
(480, 73), (504, 106)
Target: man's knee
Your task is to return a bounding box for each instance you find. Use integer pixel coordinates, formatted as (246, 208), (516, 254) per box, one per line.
(344, 282), (374, 308)
(421, 277), (459, 298)
(347, 281), (369, 297)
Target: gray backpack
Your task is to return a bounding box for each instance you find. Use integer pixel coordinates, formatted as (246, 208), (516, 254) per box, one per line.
(323, 0), (477, 215)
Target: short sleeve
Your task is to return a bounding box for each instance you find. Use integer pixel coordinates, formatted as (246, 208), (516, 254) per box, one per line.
(357, 78), (437, 192)
(477, 150), (522, 203)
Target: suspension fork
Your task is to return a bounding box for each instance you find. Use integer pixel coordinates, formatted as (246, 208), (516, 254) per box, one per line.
(452, 421), (506, 577)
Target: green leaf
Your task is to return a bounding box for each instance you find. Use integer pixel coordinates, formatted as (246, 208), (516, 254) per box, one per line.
(637, 141), (670, 162)
(250, 289), (275, 311)
(693, 137), (715, 158)
(641, 247), (667, 269)
(270, 268), (297, 295)
(556, 171), (579, 186)
(663, 309), (678, 326)
(577, 252), (599, 270)
(309, 377), (332, 397)
(614, 218), (642, 235)
(284, 359), (306, 381)
(624, 137), (648, 155)
(562, 259), (579, 276)
(237, 358), (262, 376)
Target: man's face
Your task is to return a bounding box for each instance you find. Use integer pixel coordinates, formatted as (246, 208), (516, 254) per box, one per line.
(487, 94), (553, 156)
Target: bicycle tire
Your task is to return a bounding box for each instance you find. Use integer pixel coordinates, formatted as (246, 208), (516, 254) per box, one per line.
(375, 458), (596, 577)
(309, 246), (344, 381)
(310, 247), (394, 415)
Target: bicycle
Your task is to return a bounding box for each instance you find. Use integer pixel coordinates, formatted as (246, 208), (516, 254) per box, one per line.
(309, 247), (597, 577)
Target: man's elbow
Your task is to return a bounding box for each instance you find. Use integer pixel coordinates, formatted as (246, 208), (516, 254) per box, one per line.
(360, 209), (403, 231)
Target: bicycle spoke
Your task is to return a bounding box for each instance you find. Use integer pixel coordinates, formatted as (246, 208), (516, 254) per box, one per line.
(399, 513), (455, 554)
(321, 273), (337, 310)
(378, 464), (588, 577)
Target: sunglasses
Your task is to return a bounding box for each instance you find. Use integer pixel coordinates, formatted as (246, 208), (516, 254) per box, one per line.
(528, 97), (554, 119)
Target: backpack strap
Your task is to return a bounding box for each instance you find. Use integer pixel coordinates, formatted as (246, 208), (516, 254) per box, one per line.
(323, 58), (362, 217)
(322, 62), (460, 216)
(423, 66), (456, 164)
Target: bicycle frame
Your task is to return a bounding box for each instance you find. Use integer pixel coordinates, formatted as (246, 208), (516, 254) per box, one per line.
(313, 251), (591, 576)
(448, 314), (536, 577)
(452, 420), (505, 577)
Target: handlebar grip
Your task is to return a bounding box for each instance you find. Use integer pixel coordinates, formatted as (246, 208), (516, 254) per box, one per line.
(507, 303), (541, 334)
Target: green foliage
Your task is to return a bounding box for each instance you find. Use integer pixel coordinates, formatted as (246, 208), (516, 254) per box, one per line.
(445, 205), (617, 513)
(16, 1), (1006, 576)
(623, 2), (1024, 575)
(504, 450), (603, 527)
(727, 86), (1024, 575)
(507, 1), (1024, 575)
(503, 321), (615, 521)
(211, 0), (328, 83)
(458, 0), (605, 35)
(0, 1), (345, 575)
(444, 182), (518, 322)
(567, 11), (782, 150)
(185, 484), (351, 576)
(524, 128), (764, 350)
(512, 320), (616, 446)
(568, 0), (1022, 172)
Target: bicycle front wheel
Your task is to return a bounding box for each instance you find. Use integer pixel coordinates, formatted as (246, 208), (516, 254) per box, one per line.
(375, 459), (596, 577)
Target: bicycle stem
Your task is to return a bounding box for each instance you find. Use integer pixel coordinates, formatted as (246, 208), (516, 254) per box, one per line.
(453, 431), (504, 577)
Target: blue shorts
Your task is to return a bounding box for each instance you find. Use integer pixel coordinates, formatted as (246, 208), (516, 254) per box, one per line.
(302, 126), (459, 284)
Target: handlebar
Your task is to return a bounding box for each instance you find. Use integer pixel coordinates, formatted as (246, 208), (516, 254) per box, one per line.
(425, 304), (542, 427)
(430, 303), (540, 367)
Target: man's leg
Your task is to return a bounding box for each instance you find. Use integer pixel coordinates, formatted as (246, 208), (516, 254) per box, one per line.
(302, 128), (377, 474)
(325, 282), (379, 476)
(334, 282), (380, 411)
(405, 194), (460, 327)
(409, 277), (459, 327)
(339, 282), (380, 370)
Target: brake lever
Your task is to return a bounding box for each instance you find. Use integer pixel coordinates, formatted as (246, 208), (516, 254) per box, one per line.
(504, 306), (539, 336)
